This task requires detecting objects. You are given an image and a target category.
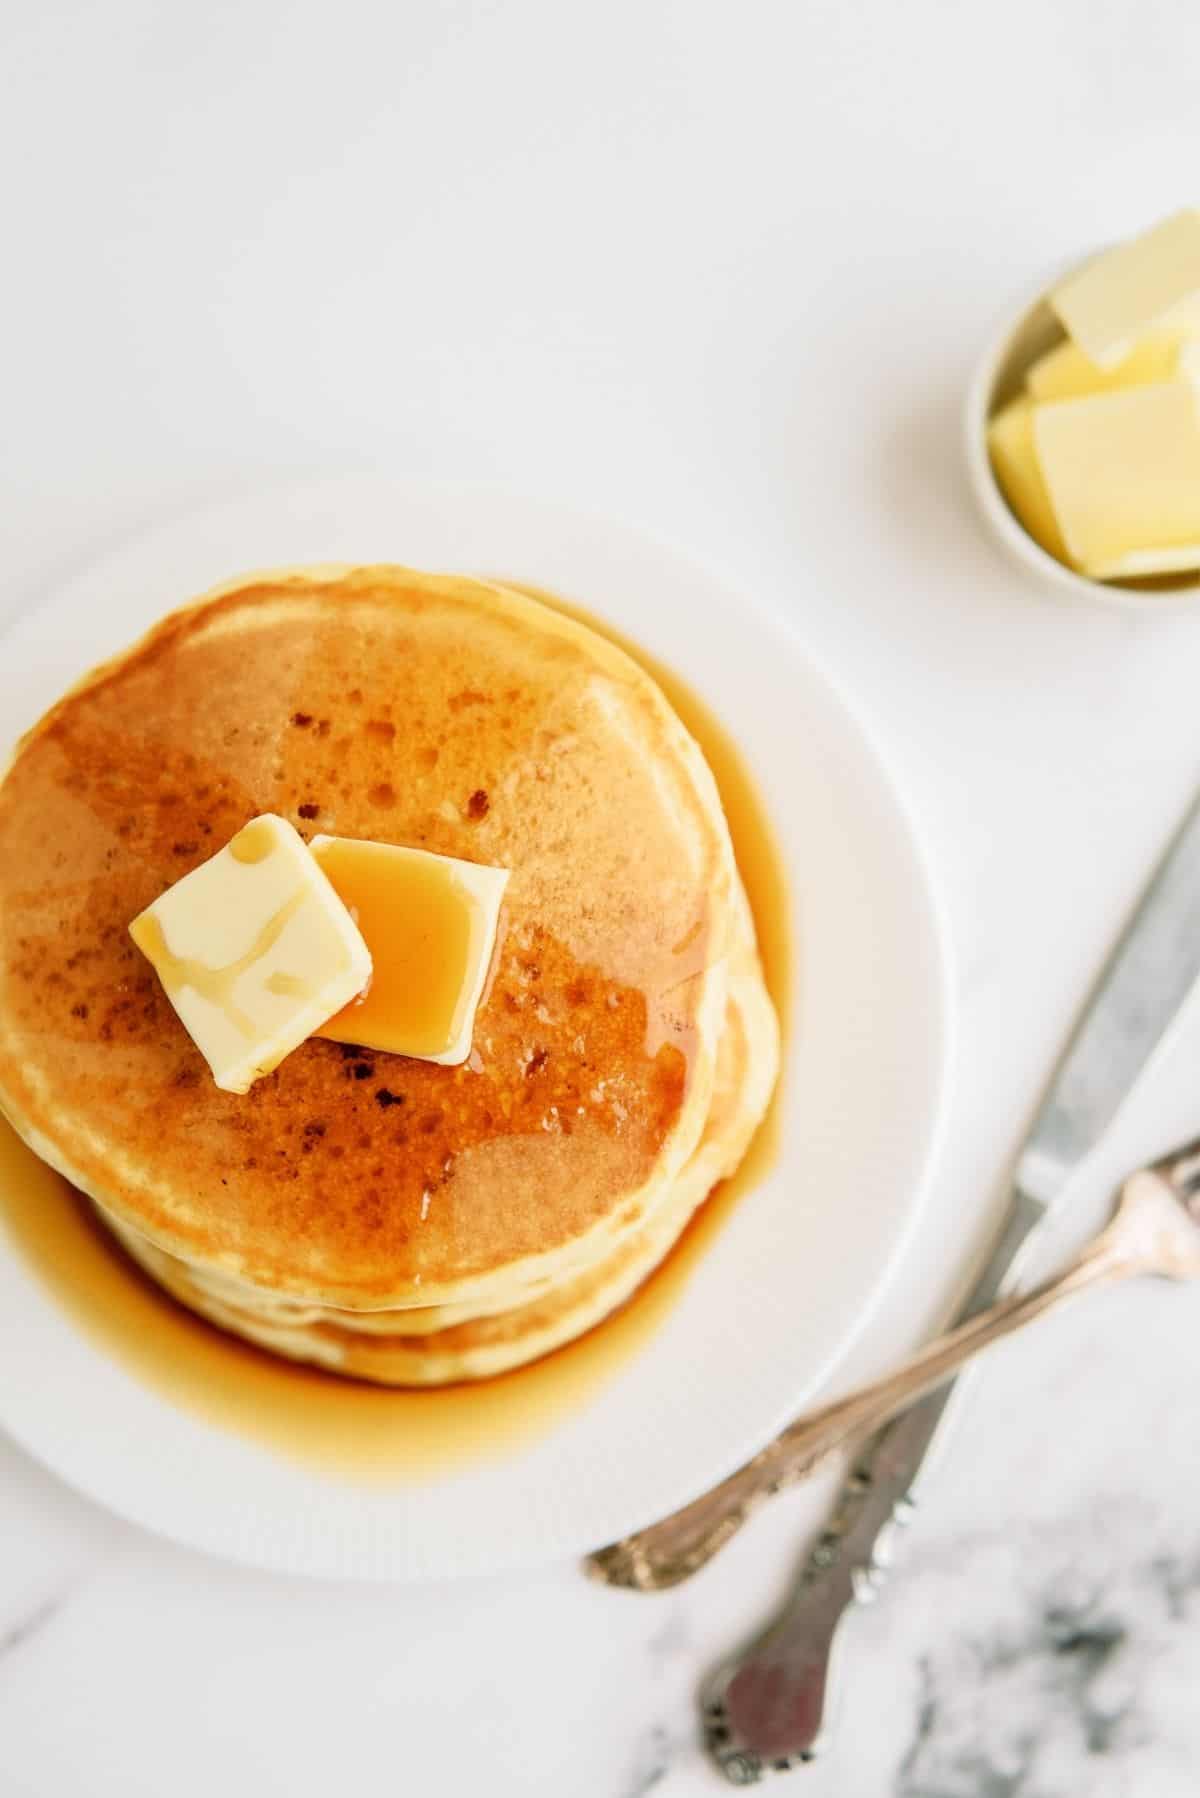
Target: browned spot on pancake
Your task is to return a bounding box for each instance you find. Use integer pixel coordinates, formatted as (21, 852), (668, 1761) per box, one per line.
(365, 720), (395, 743)
(467, 788), (489, 820)
(367, 782), (396, 809)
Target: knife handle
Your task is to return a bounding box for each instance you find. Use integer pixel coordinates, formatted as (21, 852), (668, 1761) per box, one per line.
(703, 1390), (976, 1777)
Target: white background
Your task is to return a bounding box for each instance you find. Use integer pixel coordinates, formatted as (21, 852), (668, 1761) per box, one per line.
(4, 3), (1200, 1794)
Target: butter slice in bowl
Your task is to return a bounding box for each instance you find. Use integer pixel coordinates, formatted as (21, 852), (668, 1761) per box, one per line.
(130, 814), (371, 1094)
(1024, 326), (1189, 403)
(985, 396), (1071, 566)
(1033, 382), (1200, 578)
(1049, 209), (1200, 368)
(311, 835), (509, 1065)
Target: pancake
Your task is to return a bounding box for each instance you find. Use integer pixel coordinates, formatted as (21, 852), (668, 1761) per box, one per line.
(0, 566), (770, 1377)
(101, 927), (779, 1382)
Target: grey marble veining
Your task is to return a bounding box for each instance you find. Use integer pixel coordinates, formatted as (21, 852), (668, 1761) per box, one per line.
(624, 1724), (678, 1797)
(0, 1595), (66, 1666)
(893, 1519), (1200, 1798)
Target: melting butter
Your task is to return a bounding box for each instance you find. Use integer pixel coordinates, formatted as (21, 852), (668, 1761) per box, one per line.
(129, 813), (371, 1093)
(133, 890), (311, 1040)
(312, 836), (509, 1065)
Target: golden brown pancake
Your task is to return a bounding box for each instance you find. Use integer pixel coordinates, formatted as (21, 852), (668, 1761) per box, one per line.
(0, 567), (748, 1334)
(101, 936), (778, 1382)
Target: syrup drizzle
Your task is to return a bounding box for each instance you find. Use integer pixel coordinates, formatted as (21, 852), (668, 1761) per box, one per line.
(131, 890), (312, 1040)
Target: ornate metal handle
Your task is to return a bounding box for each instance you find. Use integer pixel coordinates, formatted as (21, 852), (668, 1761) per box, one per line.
(700, 1396), (967, 1780)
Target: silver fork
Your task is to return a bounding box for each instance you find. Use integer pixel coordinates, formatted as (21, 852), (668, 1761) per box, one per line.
(589, 1138), (1200, 1777)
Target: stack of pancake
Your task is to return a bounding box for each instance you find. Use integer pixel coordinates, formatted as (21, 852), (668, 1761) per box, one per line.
(0, 567), (778, 1383)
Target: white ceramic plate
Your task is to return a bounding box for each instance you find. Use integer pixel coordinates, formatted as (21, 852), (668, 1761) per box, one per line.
(0, 479), (952, 1580)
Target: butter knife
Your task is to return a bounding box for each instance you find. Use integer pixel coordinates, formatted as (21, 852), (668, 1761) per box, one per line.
(588, 789), (1200, 1775)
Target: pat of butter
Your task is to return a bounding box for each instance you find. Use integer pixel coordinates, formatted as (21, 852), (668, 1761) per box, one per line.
(311, 836), (509, 1065)
(130, 814), (372, 1094)
(1025, 327), (1189, 403)
(1050, 210), (1200, 368)
(1032, 381), (1200, 578)
(986, 395), (1071, 565)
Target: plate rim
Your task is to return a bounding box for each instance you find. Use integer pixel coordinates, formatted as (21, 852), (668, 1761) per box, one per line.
(0, 476), (955, 1579)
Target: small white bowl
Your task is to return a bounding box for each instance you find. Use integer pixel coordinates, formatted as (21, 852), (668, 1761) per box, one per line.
(964, 256), (1200, 613)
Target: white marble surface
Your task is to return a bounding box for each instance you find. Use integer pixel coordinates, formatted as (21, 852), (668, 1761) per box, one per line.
(4, 2), (1200, 1792)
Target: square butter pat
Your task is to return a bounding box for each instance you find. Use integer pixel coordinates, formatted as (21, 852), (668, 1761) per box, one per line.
(130, 814), (371, 1094)
(1050, 210), (1200, 368)
(987, 395), (1071, 565)
(1032, 381), (1200, 578)
(1025, 327), (1189, 403)
(310, 836), (509, 1065)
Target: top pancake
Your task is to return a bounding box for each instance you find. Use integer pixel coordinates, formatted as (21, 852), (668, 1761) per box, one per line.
(0, 567), (738, 1307)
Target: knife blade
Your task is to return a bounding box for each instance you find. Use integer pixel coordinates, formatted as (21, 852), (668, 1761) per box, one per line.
(1017, 788), (1200, 1204)
(701, 787), (1200, 1776)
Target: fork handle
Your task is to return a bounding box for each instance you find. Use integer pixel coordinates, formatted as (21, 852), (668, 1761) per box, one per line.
(589, 1221), (1140, 1596)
